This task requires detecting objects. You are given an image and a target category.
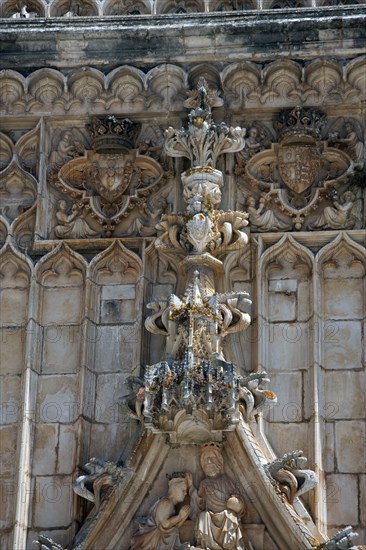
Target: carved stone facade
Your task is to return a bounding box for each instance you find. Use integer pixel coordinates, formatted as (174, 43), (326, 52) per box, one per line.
(0, 6), (365, 550)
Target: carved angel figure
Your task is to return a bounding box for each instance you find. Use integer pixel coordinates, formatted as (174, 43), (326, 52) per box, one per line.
(309, 191), (356, 230)
(235, 126), (268, 174)
(329, 122), (364, 167)
(54, 200), (98, 239)
(190, 443), (247, 550)
(247, 196), (291, 232)
(49, 131), (84, 171)
(130, 472), (191, 550)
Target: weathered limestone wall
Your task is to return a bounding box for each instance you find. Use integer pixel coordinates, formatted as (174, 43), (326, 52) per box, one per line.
(0, 8), (365, 549)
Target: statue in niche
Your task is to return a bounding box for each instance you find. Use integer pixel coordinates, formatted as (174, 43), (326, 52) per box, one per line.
(190, 443), (247, 550)
(130, 472), (191, 550)
(63, 2), (86, 17)
(49, 131), (84, 172)
(329, 121), (364, 167)
(54, 200), (98, 239)
(247, 196), (292, 232)
(308, 190), (357, 230)
(11, 5), (38, 18)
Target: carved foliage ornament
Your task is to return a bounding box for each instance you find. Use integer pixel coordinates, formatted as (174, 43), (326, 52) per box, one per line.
(165, 77), (245, 169)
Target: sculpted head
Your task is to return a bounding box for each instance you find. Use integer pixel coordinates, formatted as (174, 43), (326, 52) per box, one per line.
(167, 472), (188, 503)
(200, 443), (224, 478)
(249, 127), (258, 139)
(345, 122), (353, 133)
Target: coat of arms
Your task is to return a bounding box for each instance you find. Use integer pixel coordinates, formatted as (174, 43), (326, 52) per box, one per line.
(278, 142), (320, 194)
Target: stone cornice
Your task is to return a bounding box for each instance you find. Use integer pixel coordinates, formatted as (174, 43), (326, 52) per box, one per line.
(1, 7), (366, 70)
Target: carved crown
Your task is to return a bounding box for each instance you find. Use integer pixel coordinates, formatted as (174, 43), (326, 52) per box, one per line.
(87, 116), (141, 153)
(166, 472), (187, 482)
(276, 106), (326, 141)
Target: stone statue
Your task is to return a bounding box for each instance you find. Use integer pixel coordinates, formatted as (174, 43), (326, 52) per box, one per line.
(11, 5), (38, 18)
(247, 196), (291, 232)
(54, 200), (98, 239)
(329, 122), (364, 167)
(190, 443), (247, 550)
(49, 131), (84, 171)
(130, 472), (191, 550)
(309, 191), (356, 230)
(235, 126), (268, 174)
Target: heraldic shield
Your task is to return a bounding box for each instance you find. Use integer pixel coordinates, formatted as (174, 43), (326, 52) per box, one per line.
(278, 142), (321, 194)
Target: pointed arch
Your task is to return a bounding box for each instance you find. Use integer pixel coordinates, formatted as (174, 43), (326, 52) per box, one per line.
(103, 0), (151, 14)
(0, 159), (37, 224)
(304, 59), (343, 101)
(35, 241), (87, 286)
(259, 233), (314, 275)
(12, 202), (37, 253)
(89, 240), (142, 284)
(146, 64), (188, 108)
(49, 0), (99, 17)
(68, 67), (106, 103)
(221, 62), (261, 107)
(15, 121), (41, 178)
(187, 64), (221, 91)
(27, 69), (65, 108)
(0, 70), (26, 112)
(346, 55), (366, 95)
(0, 131), (14, 171)
(262, 59), (302, 104)
(0, 218), (8, 247)
(0, 0), (46, 17)
(316, 231), (366, 277)
(106, 66), (146, 110)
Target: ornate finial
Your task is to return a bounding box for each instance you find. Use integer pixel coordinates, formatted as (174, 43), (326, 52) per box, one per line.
(87, 116), (141, 153)
(165, 80), (245, 170)
(183, 77), (224, 111)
